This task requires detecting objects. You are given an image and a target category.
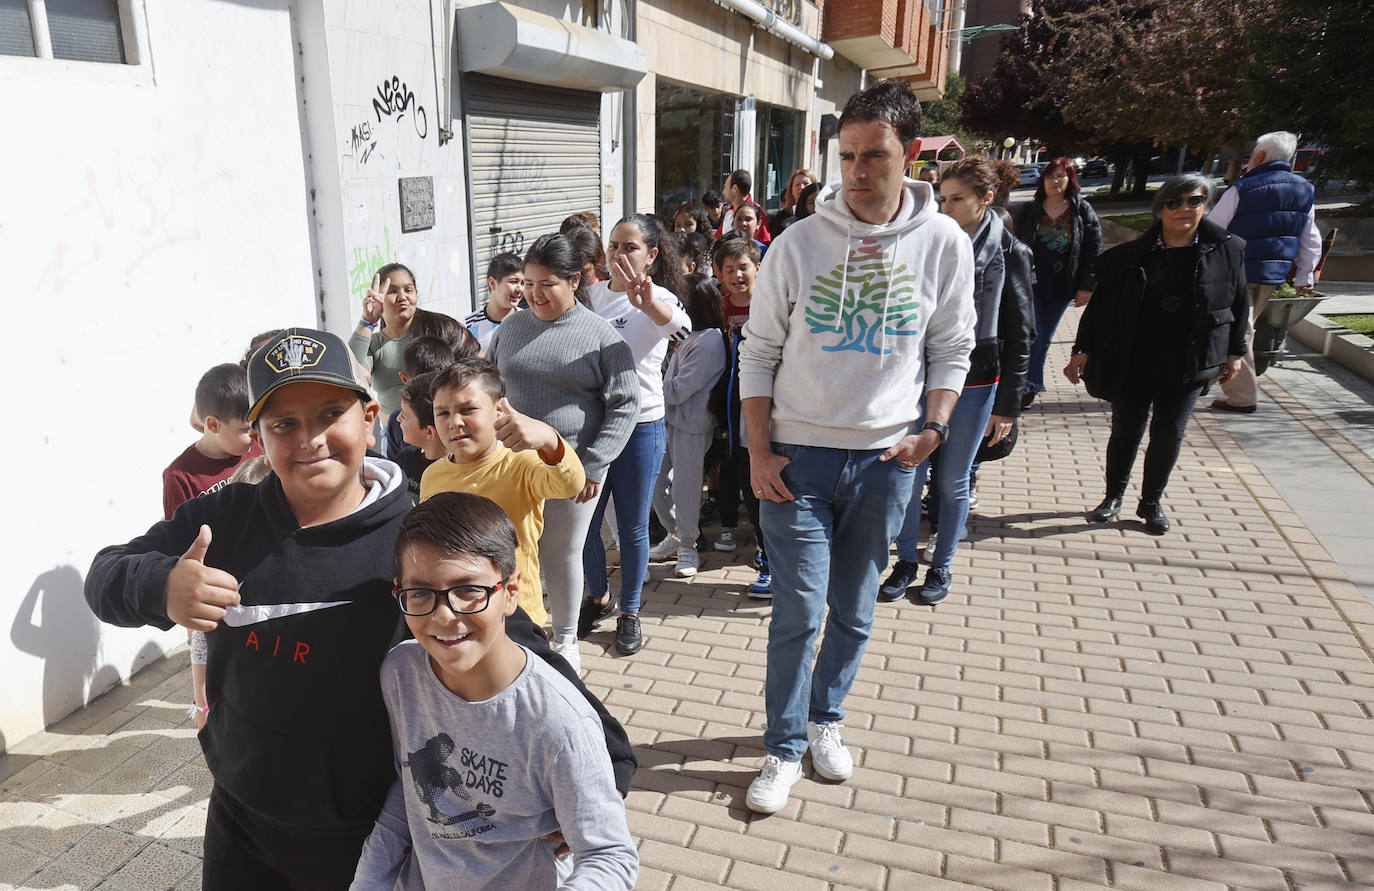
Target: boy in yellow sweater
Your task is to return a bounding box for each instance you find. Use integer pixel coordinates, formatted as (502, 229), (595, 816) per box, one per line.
(419, 358), (584, 629)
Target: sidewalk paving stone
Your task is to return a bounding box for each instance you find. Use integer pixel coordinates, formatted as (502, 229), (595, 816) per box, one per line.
(7, 313), (1374, 888)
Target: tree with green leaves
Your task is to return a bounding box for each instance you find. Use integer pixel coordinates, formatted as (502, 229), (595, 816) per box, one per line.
(1243, 0), (1374, 187)
(920, 73), (975, 152)
(1038, 0), (1270, 155)
(958, 0), (1093, 155)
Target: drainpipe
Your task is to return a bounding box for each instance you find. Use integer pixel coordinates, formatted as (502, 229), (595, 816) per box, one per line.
(622, 0), (637, 212)
(947, 0), (966, 75)
(708, 0), (834, 59)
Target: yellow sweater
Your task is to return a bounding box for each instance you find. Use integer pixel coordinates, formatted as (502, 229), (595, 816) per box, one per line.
(419, 440), (584, 627)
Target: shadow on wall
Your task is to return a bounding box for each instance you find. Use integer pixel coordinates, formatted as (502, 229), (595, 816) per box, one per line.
(10, 566), (123, 734)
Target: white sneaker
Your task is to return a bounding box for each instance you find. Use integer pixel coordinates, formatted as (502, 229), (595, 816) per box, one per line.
(715, 527), (737, 552)
(649, 534), (680, 562)
(745, 755), (803, 814)
(922, 533), (938, 564)
(552, 635), (582, 675)
(807, 721), (854, 780)
(674, 546), (699, 577)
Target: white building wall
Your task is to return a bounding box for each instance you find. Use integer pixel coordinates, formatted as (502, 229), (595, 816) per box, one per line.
(0, 0), (317, 750)
(303, 0), (475, 329)
(304, 0), (629, 329)
(2, 0), (636, 752)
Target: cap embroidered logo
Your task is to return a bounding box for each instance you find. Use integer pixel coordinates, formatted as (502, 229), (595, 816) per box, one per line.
(267, 335), (327, 373)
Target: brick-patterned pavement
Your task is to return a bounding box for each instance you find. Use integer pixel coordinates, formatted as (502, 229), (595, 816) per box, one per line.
(4, 312), (1374, 889)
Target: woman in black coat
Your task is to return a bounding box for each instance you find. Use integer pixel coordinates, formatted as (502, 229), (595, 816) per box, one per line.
(1013, 158), (1103, 408)
(1064, 174), (1249, 535)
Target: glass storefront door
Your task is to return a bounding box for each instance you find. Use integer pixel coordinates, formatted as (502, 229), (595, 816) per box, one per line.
(655, 80), (733, 221)
(756, 104), (803, 215)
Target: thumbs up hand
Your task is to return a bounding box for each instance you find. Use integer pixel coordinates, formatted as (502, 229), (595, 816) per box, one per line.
(493, 397), (561, 459)
(166, 525), (241, 632)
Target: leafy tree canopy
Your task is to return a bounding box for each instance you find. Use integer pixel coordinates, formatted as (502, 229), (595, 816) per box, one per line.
(1038, 0), (1271, 152)
(958, 0), (1095, 152)
(1243, 0), (1374, 186)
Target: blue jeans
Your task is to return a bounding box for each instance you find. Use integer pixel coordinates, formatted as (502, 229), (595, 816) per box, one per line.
(760, 444), (915, 760)
(1026, 291), (1072, 394)
(893, 384), (996, 571)
(582, 420), (666, 615)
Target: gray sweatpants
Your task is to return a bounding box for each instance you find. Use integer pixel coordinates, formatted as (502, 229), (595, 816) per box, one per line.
(652, 426), (713, 549)
(539, 494), (600, 642)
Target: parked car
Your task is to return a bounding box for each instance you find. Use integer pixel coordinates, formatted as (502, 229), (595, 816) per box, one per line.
(1081, 158), (1109, 178)
(1294, 146), (1321, 174)
(1017, 165), (1041, 187)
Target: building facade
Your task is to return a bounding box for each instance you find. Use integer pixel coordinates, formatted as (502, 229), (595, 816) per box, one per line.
(1, 0), (951, 748)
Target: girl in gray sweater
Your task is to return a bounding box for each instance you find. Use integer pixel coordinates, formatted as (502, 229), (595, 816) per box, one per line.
(487, 234), (639, 673)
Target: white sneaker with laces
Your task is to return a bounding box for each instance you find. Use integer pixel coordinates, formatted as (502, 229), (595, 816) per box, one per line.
(648, 534), (679, 562)
(807, 721), (854, 780)
(552, 635), (582, 675)
(745, 755), (803, 814)
(675, 546), (699, 577)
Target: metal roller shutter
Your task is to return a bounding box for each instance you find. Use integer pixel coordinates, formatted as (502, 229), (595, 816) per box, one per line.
(463, 74), (602, 299)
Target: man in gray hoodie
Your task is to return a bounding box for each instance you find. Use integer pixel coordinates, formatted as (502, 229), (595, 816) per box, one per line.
(738, 79), (976, 814)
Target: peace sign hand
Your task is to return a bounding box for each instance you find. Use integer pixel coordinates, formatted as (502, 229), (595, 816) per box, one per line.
(613, 255), (655, 310)
(362, 274), (390, 325)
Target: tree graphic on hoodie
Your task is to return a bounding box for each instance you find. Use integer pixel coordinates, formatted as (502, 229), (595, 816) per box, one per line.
(804, 239), (921, 354)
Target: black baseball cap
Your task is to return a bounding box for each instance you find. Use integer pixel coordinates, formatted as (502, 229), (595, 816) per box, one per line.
(246, 328), (375, 422)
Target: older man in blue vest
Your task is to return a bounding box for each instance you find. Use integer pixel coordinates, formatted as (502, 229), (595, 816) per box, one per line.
(1208, 131), (1322, 413)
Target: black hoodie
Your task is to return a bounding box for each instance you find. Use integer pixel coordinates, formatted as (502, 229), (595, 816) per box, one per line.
(85, 459), (635, 834)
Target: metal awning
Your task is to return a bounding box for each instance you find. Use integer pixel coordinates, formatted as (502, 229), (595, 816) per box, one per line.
(455, 1), (648, 92)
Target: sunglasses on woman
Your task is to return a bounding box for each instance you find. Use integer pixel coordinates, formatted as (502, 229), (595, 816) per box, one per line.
(1164, 194), (1207, 210)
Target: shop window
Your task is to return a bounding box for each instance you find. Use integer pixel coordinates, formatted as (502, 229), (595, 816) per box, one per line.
(655, 79), (734, 221)
(2, 0), (128, 63)
(756, 103), (803, 214)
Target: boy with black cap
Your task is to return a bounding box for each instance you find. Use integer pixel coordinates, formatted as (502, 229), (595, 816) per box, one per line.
(85, 328), (636, 889)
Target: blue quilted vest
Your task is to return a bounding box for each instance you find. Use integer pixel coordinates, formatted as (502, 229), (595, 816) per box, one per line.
(1226, 160), (1315, 285)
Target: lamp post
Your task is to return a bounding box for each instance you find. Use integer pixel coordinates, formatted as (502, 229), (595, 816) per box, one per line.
(1003, 136), (1016, 162)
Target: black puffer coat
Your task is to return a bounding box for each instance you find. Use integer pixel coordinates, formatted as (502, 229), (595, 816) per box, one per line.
(1072, 218), (1249, 403)
(1012, 195), (1103, 301)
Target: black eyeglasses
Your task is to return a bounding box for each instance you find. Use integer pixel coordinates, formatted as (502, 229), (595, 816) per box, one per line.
(393, 579), (508, 617)
(1164, 194), (1207, 210)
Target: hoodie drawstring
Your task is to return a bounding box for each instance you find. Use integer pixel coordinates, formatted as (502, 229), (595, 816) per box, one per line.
(837, 223), (852, 337)
(879, 227), (904, 369)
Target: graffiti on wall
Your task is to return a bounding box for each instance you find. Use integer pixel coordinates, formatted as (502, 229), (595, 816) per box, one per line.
(348, 226), (394, 300)
(373, 75), (428, 140)
(349, 120), (378, 165)
(489, 228), (525, 257)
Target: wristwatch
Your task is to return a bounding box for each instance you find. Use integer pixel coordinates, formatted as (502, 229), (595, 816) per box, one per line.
(920, 421), (949, 445)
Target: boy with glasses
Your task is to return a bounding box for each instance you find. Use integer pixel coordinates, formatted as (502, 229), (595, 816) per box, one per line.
(85, 329), (632, 888)
(351, 492), (637, 888)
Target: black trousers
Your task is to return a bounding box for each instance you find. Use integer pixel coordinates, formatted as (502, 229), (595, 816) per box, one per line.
(203, 784), (372, 891)
(717, 444), (766, 559)
(1104, 382), (1205, 504)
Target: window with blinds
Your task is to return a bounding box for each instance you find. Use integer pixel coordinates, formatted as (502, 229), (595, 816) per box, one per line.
(1, 0), (127, 63)
(0, 0), (37, 56)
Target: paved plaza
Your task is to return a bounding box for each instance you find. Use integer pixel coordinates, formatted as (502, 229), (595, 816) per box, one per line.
(4, 301), (1374, 890)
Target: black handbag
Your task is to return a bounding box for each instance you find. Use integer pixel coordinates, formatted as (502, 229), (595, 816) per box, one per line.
(974, 418), (1018, 462)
